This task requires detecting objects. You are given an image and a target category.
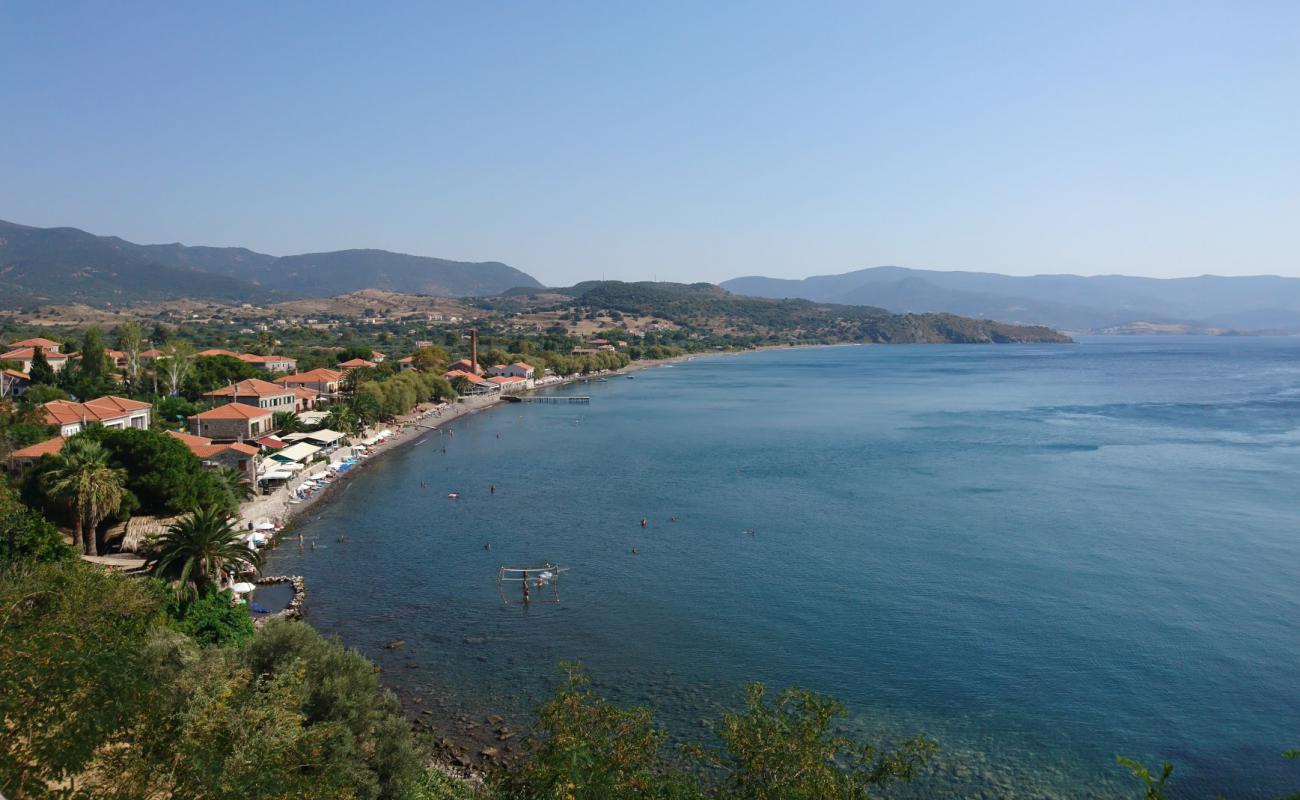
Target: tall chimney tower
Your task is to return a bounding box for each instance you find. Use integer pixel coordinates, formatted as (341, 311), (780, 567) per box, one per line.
(470, 328), (479, 375)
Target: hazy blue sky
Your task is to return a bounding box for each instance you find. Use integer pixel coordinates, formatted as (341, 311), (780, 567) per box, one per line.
(3, 1), (1297, 285)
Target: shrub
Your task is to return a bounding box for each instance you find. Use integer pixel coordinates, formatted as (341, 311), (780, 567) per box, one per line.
(165, 587), (256, 647)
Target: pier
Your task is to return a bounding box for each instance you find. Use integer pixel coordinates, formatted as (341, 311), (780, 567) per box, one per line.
(504, 395), (591, 404)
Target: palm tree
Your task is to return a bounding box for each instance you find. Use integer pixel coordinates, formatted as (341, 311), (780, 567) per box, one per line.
(215, 466), (255, 503)
(145, 505), (261, 596)
(41, 437), (126, 556)
(272, 410), (304, 435)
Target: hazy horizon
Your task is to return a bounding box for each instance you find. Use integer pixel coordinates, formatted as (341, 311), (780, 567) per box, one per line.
(4, 2), (1298, 285)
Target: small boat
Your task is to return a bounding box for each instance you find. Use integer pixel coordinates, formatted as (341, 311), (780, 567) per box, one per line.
(626, 375), (635, 379)
(448, 492), (460, 499)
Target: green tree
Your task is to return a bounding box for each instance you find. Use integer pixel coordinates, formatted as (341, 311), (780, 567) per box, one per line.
(707, 683), (936, 800)
(0, 483), (74, 566)
(76, 426), (234, 515)
(1116, 757), (1173, 800)
(215, 465), (255, 503)
(20, 384), (69, 405)
(245, 620), (421, 799)
(0, 560), (165, 799)
(158, 339), (195, 397)
(0, 399), (57, 458)
(164, 588), (255, 647)
(41, 437), (127, 556)
(27, 345), (56, 385)
(115, 321), (144, 386)
(144, 505), (261, 597)
(411, 345), (450, 373)
(499, 663), (705, 800)
(80, 327), (109, 382)
(184, 354), (261, 397)
(274, 410), (305, 434)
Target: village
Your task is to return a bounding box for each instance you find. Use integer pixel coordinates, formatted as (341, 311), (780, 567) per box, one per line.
(0, 328), (635, 583)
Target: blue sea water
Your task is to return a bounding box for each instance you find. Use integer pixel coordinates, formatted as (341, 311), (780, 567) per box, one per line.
(267, 337), (1300, 798)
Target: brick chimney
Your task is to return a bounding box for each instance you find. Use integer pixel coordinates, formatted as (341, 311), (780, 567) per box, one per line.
(470, 328), (479, 375)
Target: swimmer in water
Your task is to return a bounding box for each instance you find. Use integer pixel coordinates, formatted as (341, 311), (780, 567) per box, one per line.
(640, 518), (648, 528)
(490, 484), (496, 494)
(484, 542), (491, 551)
(631, 547), (639, 555)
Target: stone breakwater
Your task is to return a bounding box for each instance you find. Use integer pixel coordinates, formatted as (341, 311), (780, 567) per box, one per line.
(251, 575), (306, 625)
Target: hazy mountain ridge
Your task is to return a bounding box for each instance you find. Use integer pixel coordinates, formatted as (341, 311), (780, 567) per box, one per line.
(0, 219), (543, 308)
(722, 267), (1300, 333)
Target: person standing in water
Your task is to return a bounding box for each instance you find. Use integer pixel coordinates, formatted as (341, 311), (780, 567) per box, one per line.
(490, 484), (496, 494)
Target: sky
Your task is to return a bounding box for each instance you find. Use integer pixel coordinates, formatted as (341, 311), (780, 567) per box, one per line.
(2, 1), (1298, 286)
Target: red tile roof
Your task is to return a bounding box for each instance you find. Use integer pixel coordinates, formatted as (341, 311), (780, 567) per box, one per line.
(166, 430), (213, 447)
(9, 435), (65, 459)
(41, 396), (151, 426)
(486, 375), (526, 385)
(255, 435), (288, 449)
(338, 358), (377, 369)
(204, 378), (294, 398)
(191, 403), (273, 420)
(237, 353), (296, 365)
(275, 368), (342, 383)
(2, 347), (70, 361)
(3, 368), (30, 382)
(9, 337), (63, 350)
(196, 348), (241, 359)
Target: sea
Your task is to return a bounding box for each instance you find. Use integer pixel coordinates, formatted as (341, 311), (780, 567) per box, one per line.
(265, 336), (1300, 798)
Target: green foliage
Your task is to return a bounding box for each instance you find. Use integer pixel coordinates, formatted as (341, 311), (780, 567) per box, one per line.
(497, 663), (706, 800)
(145, 505), (261, 597)
(39, 436), (127, 556)
(76, 426), (236, 515)
(27, 345), (56, 385)
(1116, 756), (1173, 800)
(0, 398), (57, 457)
(154, 393), (201, 426)
(184, 354), (262, 397)
(79, 327), (108, 380)
(274, 409), (305, 434)
(0, 560), (166, 799)
(411, 345), (450, 373)
(21, 383), (69, 405)
(338, 344), (377, 363)
(246, 619), (421, 798)
(708, 683), (936, 800)
(165, 587), (255, 647)
(0, 482), (74, 565)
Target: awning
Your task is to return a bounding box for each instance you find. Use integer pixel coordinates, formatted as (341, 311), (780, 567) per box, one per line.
(302, 428), (345, 445)
(270, 442), (321, 463)
(259, 469), (294, 481)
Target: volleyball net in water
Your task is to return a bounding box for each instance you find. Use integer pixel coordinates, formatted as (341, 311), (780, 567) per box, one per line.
(497, 564), (568, 605)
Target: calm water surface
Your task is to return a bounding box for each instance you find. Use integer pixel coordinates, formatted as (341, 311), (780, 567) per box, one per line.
(268, 337), (1300, 798)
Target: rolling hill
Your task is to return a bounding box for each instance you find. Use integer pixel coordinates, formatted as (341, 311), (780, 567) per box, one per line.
(722, 267), (1300, 334)
(0, 219), (543, 308)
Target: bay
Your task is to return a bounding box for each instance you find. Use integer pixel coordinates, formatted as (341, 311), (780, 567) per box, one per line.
(267, 337), (1300, 798)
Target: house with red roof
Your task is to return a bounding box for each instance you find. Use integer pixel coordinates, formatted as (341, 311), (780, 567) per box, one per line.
(8, 337), (64, 352)
(485, 375), (528, 393)
(189, 403), (275, 442)
(6, 435), (66, 471)
(488, 362), (535, 380)
(41, 396), (153, 437)
(338, 358), (377, 371)
(274, 368), (342, 398)
(237, 353), (297, 373)
(166, 430), (259, 484)
(203, 378), (296, 412)
(1, 346), (72, 374)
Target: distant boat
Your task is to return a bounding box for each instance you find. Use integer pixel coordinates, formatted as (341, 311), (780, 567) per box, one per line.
(626, 375), (636, 379)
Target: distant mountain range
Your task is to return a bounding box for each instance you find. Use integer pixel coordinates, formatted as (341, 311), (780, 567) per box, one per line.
(721, 267), (1300, 334)
(0, 219), (543, 308)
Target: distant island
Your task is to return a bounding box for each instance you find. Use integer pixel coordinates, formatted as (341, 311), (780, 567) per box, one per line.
(722, 265), (1300, 335)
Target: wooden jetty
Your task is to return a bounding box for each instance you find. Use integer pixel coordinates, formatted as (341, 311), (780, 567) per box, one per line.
(504, 395), (590, 404)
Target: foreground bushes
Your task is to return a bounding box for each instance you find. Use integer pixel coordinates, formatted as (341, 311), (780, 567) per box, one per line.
(0, 561), (426, 800)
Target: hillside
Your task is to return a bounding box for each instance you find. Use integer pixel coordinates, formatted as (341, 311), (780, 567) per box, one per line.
(0, 220), (274, 308)
(535, 281), (1070, 343)
(722, 267), (1300, 334)
(0, 219), (544, 308)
